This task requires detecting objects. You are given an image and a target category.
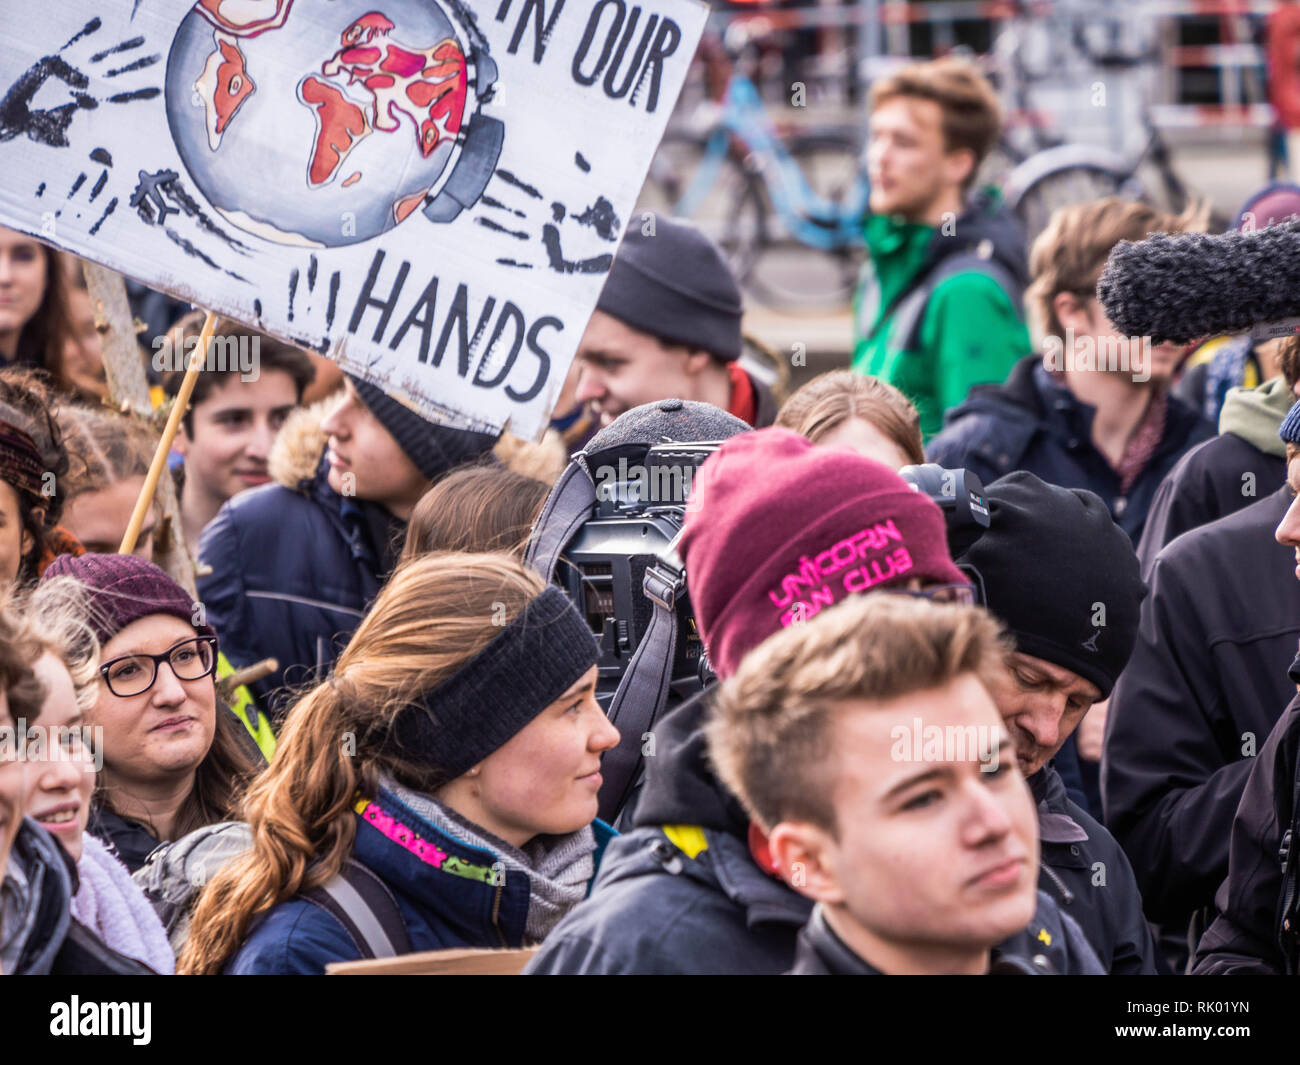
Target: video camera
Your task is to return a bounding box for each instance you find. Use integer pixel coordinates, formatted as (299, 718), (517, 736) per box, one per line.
(559, 454), (990, 703)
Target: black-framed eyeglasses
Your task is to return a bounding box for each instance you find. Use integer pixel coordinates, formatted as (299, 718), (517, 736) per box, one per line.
(99, 636), (218, 697)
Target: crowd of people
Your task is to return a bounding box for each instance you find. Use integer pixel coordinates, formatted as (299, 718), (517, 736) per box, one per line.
(3, 51), (1300, 978)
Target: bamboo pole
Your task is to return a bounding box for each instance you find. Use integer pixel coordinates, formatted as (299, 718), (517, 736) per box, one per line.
(119, 310), (215, 557)
(82, 262), (198, 597)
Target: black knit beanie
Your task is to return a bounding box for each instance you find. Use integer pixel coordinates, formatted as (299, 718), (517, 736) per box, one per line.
(382, 586), (598, 784)
(596, 213), (743, 362)
(952, 471), (1146, 698)
(348, 375), (500, 482)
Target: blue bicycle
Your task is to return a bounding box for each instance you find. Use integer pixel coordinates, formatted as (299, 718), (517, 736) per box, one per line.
(638, 25), (870, 311)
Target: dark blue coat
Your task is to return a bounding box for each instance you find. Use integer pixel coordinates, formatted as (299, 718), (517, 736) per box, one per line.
(197, 452), (401, 716)
(227, 787), (613, 975)
(927, 355), (1214, 544)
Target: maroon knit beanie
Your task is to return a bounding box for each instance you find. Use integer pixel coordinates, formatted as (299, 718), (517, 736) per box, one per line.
(39, 553), (217, 647)
(678, 428), (966, 678)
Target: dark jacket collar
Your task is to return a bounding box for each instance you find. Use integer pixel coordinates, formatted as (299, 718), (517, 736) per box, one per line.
(792, 900), (1061, 975)
(703, 828), (814, 931)
(946, 355), (1210, 471)
(1029, 765), (1090, 845)
(9, 818), (75, 974)
(86, 805), (161, 874)
(791, 906), (882, 974)
(306, 454), (403, 586)
(352, 787), (531, 948)
(632, 685), (751, 837)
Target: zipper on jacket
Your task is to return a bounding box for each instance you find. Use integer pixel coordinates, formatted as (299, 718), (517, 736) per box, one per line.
(1040, 863), (1075, 906)
(491, 878), (507, 948)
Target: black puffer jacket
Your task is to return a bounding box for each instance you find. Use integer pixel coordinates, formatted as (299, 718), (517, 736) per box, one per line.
(3, 819), (155, 975)
(928, 356), (1213, 544)
(1103, 487), (1300, 931)
(524, 687), (813, 974)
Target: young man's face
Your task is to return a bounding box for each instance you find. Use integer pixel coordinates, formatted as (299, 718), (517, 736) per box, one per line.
(174, 369), (298, 505)
(1276, 448), (1300, 580)
(984, 651), (1102, 777)
(319, 379), (429, 519)
(573, 310), (710, 429)
(773, 673), (1039, 971)
(1053, 294), (1184, 387)
(866, 97), (971, 221)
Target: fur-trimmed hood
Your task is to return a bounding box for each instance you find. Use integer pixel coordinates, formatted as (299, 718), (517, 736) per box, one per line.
(268, 397), (568, 491)
(269, 400), (332, 491)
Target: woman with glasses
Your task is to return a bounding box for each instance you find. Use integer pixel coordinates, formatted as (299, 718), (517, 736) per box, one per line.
(39, 553), (260, 872)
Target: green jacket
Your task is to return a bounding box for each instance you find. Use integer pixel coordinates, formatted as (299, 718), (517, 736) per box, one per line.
(852, 191), (1031, 440)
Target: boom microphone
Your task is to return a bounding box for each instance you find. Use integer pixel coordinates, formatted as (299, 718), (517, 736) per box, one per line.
(1097, 218), (1300, 345)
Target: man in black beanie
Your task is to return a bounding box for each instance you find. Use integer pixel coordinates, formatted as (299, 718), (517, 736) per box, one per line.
(198, 374), (499, 714)
(566, 213), (777, 432)
(952, 470), (1159, 974)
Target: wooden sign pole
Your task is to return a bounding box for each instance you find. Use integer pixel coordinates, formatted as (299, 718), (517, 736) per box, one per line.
(119, 310), (214, 558)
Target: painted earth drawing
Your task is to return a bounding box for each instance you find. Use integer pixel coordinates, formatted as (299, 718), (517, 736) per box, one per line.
(165, 0), (500, 247)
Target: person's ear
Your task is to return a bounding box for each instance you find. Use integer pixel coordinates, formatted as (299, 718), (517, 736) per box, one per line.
(174, 425), (191, 456)
(682, 348), (714, 378)
(1052, 291), (1090, 337)
(18, 506), (43, 559)
(943, 146), (975, 192)
(768, 821), (845, 905)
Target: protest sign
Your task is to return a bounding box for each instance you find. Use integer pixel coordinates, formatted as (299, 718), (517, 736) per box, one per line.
(0, 0), (707, 438)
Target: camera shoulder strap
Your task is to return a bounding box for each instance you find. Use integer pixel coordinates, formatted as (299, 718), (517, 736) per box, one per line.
(524, 460), (597, 581)
(596, 558), (683, 824)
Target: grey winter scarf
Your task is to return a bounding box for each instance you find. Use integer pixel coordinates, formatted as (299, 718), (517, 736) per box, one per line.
(0, 856), (36, 974)
(381, 776), (595, 943)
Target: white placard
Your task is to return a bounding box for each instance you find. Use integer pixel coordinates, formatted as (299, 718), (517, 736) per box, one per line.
(0, 0), (706, 437)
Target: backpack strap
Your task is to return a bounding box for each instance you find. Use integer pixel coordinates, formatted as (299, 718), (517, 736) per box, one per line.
(895, 250), (1026, 355)
(302, 858), (413, 960)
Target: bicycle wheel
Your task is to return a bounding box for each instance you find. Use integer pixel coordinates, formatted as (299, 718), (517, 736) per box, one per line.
(1010, 164), (1131, 249)
(739, 132), (866, 313)
(636, 130), (765, 284)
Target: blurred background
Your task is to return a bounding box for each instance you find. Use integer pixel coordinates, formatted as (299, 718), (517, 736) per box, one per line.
(635, 0), (1292, 382)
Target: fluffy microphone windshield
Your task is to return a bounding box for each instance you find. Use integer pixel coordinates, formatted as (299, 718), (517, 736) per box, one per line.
(1097, 218), (1300, 344)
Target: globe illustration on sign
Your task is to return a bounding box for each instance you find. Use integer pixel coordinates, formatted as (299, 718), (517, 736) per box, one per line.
(164, 0), (501, 248)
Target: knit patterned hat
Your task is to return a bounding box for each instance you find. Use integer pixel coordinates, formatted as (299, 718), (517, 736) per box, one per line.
(347, 376), (500, 482)
(40, 553), (216, 647)
(1280, 399), (1300, 446)
(677, 427), (965, 678)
